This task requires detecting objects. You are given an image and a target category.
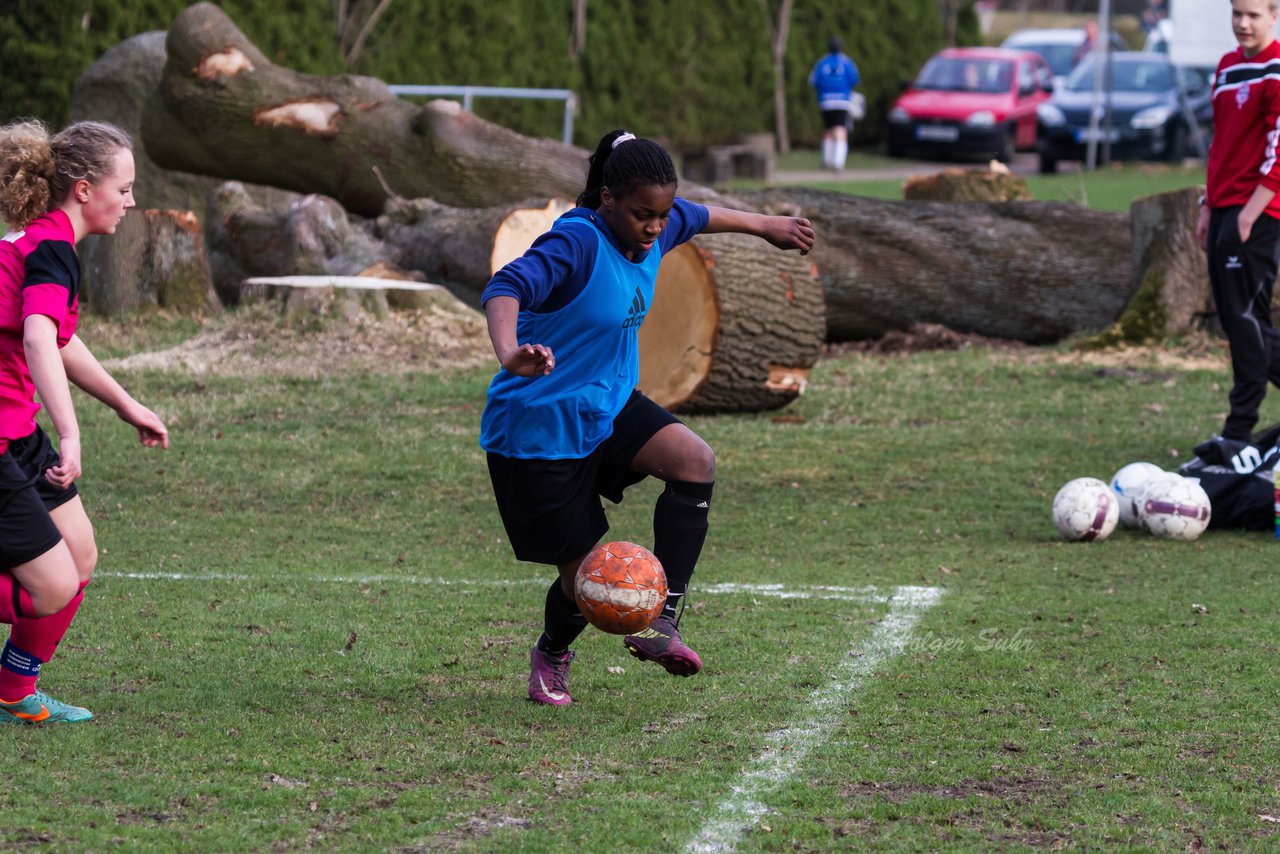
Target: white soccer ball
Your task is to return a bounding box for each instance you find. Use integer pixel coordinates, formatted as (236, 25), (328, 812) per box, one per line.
(1110, 461), (1166, 528)
(1132, 470), (1185, 530)
(1051, 477), (1120, 541)
(1139, 476), (1212, 540)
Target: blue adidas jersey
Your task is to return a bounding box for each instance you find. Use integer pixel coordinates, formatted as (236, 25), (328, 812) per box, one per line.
(479, 199), (708, 459)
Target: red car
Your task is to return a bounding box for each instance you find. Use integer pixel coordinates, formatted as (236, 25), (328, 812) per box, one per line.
(887, 47), (1055, 162)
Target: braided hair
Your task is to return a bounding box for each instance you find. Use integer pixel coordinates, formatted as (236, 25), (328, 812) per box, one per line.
(576, 129), (677, 210)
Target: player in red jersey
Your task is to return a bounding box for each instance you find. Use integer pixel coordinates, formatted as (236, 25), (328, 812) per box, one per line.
(0, 120), (168, 723)
(1196, 0), (1280, 442)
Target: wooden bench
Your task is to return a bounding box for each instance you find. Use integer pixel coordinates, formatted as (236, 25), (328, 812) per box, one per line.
(681, 138), (774, 184)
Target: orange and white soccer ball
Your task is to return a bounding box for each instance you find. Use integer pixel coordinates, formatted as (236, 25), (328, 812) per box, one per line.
(574, 541), (668, 634)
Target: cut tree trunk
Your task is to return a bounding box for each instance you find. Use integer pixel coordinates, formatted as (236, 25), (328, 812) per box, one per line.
(142, 3), (587, 216)
(376, 197), (575, 306)
(736, 187), (1134, 343)
(1102, 186), (1216, 343)
(78, 209), (219, 315)
(642, 235), (824, 413)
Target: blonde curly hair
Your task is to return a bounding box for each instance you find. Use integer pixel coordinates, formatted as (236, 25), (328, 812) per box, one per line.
(0, 120), (132, 231)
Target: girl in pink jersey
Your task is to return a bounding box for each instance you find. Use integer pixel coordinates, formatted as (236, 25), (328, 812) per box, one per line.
(0, 120), (168, 723)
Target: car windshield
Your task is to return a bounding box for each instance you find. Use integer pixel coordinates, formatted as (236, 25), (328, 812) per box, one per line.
(1015, 43), (1079, 76)
(1065, 58), (1173, 93)
(915, 57), (1014, 93)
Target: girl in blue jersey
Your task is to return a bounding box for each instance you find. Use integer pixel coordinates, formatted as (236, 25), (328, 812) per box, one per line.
(480, 129), (815, 705)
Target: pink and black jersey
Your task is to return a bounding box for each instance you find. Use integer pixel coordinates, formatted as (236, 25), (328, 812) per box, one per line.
(1208, 40), (1280, 215)
(0, 210), (81, 451)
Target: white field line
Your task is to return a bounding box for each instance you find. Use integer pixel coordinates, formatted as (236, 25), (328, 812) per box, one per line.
(685, 585), (943, 854)
(97, 571), (898, 602)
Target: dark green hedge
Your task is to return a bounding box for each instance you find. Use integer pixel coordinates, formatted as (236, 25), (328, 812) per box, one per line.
(1, 1), (974, 148)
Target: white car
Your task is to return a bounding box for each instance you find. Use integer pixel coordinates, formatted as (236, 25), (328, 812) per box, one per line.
(1001, 28), (1129, 91)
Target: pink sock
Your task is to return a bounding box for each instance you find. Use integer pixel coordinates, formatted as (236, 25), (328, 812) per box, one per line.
(0, 582), (86, 701)
(0, 573), (35, 625)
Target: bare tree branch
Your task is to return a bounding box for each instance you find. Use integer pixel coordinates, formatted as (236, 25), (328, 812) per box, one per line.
(570, 0), (588, 61)
(347, 0), (392, 68)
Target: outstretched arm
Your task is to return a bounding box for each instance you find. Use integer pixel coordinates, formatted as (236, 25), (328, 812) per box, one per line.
(60, 335), (169, 449)
(703, 206), (815, 254)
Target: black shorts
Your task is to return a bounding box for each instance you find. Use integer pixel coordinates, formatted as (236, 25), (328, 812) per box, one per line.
(822, 109), (852, 130)
(487, 390), (681, 565)
(0, 427), (69, 571)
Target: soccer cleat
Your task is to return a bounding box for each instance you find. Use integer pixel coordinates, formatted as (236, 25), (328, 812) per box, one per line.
(624, 616), (702, 677)
(0, 690), (93, 724)
(528, 646), (575, 706)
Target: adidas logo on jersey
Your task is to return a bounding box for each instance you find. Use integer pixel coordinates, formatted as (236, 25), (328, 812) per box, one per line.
(622, 287), (648, 328)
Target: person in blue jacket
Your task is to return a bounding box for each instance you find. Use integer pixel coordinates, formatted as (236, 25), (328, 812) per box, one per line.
(481, 128), (815, 705)
(809, 36), (861, 171)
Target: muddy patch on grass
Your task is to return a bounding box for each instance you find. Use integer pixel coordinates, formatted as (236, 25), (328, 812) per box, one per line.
(839, 775), (1055, 804)
(400, 806), (534, 853)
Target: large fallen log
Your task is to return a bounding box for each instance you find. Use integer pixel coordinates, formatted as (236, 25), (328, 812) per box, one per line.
(736, 188), (1134, 343)
(142, 3), (586, 216)
(69, 30), (297, 220)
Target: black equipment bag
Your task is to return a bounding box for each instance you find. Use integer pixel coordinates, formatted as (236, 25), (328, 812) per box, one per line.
(1179, 425), (1280, 531)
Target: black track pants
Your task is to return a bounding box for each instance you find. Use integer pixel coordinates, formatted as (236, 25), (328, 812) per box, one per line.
(1207, 206), (1280, 440)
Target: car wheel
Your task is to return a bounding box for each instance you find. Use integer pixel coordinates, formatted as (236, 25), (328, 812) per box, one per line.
(1038, 153), (1058, 174)
(887, 139), (906, 158)
(1165, 122), (1188, 163)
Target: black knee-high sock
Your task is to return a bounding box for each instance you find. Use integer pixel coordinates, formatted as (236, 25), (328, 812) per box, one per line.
(652, 479), (714, 623)
(537, 580), (589, 654)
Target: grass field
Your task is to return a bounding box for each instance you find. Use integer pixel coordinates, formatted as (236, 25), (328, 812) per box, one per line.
(814, 164), (1204, 211)
(4, 316), (1279, 851)
(772, 148), (1206, 212)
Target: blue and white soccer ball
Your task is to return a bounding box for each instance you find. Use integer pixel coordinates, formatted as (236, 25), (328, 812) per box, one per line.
(1051, 477), (1119, 542)
(1110, 461), (1165, 528)
(1139, 476), (1212, 541)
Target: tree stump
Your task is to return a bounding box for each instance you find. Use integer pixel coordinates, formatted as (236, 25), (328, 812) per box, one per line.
(142, 3), (587, 216)
(1091, 186), (1214, 346)
(78, 209), (219, 315)
(205, 184), (401, 305)
(240, 275), (472, 326)
(737, 187), (1133, 343)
